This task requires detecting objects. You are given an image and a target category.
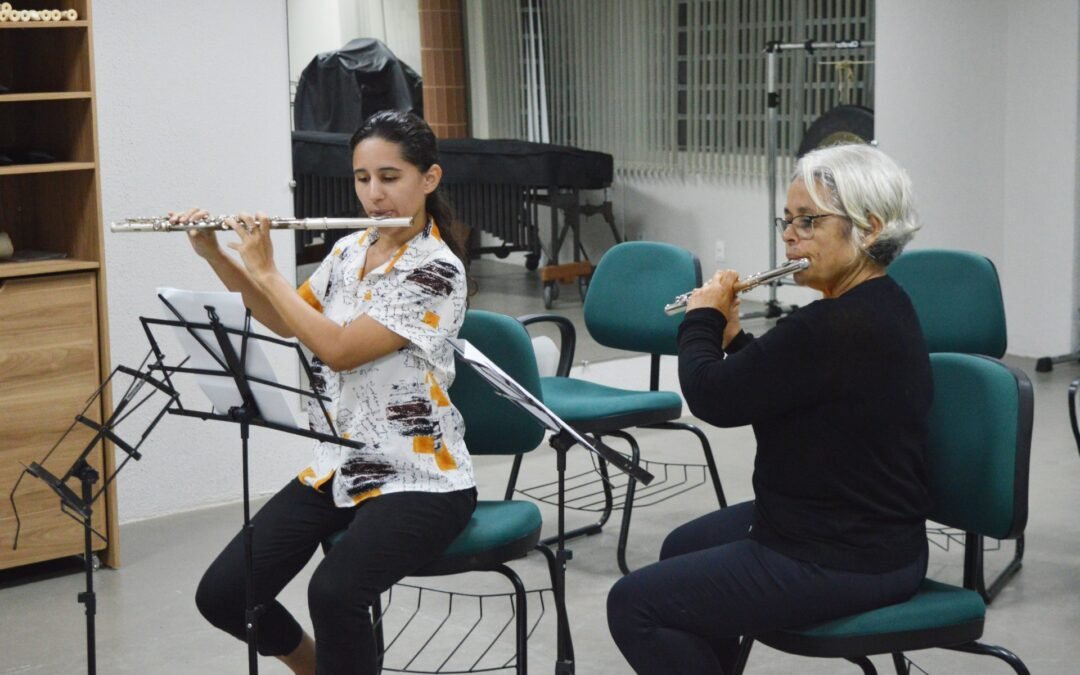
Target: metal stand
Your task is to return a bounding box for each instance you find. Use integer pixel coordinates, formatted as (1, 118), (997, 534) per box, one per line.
(9, 362), (180, 675)
(451, 338), (653, 673)
(74, 462), (98, 675)
(143, 297), (364, 675)
(537, 188), (621, 309)
(538, 427), (642, 673)
(547, 430), (579, 674)
(1035, 350), (1080, 372)
(742, 39), (874, 321)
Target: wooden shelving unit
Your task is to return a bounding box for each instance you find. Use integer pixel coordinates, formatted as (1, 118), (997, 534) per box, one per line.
(0, 0), (118, 571)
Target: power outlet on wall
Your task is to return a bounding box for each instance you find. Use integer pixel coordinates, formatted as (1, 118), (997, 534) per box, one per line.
(714, 239), (726, 265)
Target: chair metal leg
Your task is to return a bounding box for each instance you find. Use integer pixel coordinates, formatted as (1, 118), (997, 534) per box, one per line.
(983, 535), (1024, 603)
(491, 563), (530, 675)
(593, 445), (616, 529)
(946, 641), (1031, 674)
(966, 532), (1023, 604)
(844, 656), (878, 674)
(891, 652), (908, 674)
(535, 544), (575, 672)
(372, 595), (385, 674)
(646, 420), (728, 508)
(731, 638), (879, 675)
(606, 430), (641, 576)
(505, 454), (524, 501)
(730, 637), (754, 674)
(1068, 378), (1080, 456)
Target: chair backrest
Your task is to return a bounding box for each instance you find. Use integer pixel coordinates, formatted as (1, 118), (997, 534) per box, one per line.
(926, 353), (1032, 541)
(584, 241), (701, 355)
(888, 249), (1007, 357)
(449, 309), (546, 456)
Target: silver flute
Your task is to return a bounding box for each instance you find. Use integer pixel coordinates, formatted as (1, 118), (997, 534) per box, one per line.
(664, 257), (811, 316)
(110, 216), (413, 233)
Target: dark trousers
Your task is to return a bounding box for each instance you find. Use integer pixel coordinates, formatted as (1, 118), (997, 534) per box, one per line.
(607, 501), (927, 674)
(195, 479), (476, 675)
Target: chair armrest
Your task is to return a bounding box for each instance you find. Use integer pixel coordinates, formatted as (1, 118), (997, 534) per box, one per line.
(518, 313), (576, 377)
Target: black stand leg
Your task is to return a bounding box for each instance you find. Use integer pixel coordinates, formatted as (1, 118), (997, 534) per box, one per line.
(549, 431), (576, 675)
(143, 304), (366, 674)
(237, 416), (261, 675)
(74, 461), (99, 675)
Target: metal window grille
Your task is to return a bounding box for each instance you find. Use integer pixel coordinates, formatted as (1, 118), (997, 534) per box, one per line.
(481, 0), (875, 178)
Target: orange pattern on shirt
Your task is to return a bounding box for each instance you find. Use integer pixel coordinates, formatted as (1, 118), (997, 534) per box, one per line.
(297, 280), (323, 312)
(435, 442), (458, 471)
(413, 436), (435, 454)
(427, 372), (450, 407)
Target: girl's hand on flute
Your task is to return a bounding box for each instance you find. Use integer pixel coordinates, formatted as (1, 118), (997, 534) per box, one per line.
(170, 207), (222, 260)
(226, 212), (278, 284)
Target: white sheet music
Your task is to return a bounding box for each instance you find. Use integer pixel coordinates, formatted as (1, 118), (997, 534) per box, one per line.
(158, 287), (299, 428)
(448, 337), (599, 454)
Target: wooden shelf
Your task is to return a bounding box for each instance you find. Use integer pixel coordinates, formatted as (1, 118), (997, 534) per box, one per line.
(0, 161), (94, 175)
(0, 0), (114, 572)
(0, 91), (91, 102)
(0, 21), (87, 29)
(0, 259), (99, 279)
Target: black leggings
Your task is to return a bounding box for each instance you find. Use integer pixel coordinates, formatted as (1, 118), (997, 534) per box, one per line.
(607, 501), (927, 674)
(195, 480), (476, 674)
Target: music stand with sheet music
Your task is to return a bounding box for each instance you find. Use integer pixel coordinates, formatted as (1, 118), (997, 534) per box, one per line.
(8, 358), (181, 675)
(449, 337), (655, 675)
(140, 288), (364, 675)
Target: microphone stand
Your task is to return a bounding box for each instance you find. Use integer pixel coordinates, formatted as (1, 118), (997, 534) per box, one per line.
(742, 38), (875, 321)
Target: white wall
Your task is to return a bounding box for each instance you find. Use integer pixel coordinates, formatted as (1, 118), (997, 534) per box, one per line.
(876, 0), (1079, 358)
(1001, 0), (1079, 356)
(95, 0), (304, 523)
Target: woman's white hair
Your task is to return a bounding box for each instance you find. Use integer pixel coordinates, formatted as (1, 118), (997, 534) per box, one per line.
(792, 143), (921, 265)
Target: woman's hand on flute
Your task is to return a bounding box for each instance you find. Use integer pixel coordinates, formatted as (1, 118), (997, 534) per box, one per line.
(225, 212), (278, 285)
(688, 269), (742, 347)
(170, 207), (221, 260)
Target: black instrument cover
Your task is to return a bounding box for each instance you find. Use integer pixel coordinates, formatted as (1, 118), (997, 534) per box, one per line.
(293, 38), (423, 134)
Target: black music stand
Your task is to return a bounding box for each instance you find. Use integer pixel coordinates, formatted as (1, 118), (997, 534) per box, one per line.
(449, 338), (654, 675)
(9, 357), (181, 675)
(141, 290), (365, 675)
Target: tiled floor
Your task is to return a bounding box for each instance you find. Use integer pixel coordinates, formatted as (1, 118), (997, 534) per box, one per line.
(2, 259), (1079, 674)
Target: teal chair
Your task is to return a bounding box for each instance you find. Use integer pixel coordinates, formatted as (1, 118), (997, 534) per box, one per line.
(888, 249), (1007, 357)
(324, 310), (572, 674)
(512, 241), (726, 575)
(732, 353), (1033, 675)
(888, 248), (1020, 602)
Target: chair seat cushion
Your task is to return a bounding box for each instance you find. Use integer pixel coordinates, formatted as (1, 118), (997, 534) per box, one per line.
(760, 579), (986, 658)
(413, 500), (543, 576)
(540, 376), (683, 432)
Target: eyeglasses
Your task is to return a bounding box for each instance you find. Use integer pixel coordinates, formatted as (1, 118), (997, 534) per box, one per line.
(773, 214), (834, 240)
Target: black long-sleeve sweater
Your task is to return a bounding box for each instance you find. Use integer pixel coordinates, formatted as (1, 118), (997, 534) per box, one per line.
(677, 275), (932, 573)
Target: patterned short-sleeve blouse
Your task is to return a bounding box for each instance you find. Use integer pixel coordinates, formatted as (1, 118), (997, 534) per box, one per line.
(295, 221), (475, 507)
